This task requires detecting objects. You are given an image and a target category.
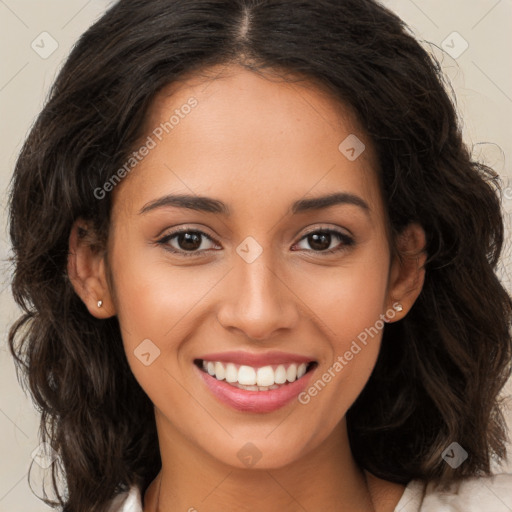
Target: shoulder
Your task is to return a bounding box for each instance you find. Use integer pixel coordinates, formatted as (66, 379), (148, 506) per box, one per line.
(101, 474), (512, 512)
(394, 472), (512, 512)
(105, 485), (143, 512)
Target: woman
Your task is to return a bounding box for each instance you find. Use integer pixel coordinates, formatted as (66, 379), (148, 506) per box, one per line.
(8, 0), (512, 511)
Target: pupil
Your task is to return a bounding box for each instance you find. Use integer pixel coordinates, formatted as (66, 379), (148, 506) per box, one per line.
(179, 232), (201, 250)
(309, 232), (330, 251)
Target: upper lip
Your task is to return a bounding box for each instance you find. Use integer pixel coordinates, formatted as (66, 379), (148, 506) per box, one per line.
(196, 350), (316, 367)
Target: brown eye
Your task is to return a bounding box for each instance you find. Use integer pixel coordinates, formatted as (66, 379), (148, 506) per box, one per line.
(306, 232), (332, 251)
(157, 229), (220, 257)
(293, 229), (354, 254)
(174, 232), (202, 251)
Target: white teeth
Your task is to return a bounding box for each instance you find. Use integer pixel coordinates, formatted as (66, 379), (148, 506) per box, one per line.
(200, 360), (312, 389)
(214, 362), (225, 381)
(225, 362), (238, 383)
(256, 366), (274, 387)
(235, 383), (278, 391)
(274, 365), (287, 384)
(238, 365), (257, 385)
(286, 364), (297, 382)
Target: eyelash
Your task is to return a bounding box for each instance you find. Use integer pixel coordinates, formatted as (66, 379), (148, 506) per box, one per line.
(156, 227), (355, 258)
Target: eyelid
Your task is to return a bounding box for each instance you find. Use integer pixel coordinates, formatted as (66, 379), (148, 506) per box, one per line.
(299, 223), (353, 238)
(292, 226), (355, 254)
(156, 224), (355, 257)
(156, 227), (220, 257)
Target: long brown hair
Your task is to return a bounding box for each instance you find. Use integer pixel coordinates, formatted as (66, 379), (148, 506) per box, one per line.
(8, 0), (512, 510)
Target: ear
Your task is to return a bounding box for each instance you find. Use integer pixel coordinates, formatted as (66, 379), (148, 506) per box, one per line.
(67, 219), (116, 318)
(385, 223), (427, 322)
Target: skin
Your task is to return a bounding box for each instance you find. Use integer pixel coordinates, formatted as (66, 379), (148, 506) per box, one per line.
(68, 63), (426, 511)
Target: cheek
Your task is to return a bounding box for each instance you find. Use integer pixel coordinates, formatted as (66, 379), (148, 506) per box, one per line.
(293, 243), (390, 434)
(109, 218), (211, 333)
(109, 239), (224, 381)
(294, 237), (390, 347)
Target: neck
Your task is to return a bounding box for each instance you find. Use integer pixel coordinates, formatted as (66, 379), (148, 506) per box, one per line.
(144, 412), (384, 512)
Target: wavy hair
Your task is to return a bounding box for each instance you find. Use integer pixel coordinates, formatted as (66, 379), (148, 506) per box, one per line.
(7, 0), (512, 510)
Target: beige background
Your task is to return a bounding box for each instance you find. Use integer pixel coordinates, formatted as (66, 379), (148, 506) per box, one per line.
(1, 1), (511, 510)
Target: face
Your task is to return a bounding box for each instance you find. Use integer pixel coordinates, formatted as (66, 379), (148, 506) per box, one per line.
(86, 64), (419, 470)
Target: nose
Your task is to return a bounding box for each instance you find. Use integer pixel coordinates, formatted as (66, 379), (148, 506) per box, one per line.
(216, 250), (300, 342)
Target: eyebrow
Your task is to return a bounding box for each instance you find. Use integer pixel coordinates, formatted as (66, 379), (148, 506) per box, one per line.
(139, 192), (370, 216)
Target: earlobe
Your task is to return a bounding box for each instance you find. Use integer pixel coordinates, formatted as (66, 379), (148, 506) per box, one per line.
(67, 220), (116, 318)
(386, 223), (427, 321)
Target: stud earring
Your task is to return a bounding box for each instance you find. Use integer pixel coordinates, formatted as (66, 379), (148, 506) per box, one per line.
(384, 302), (403, 323)
(97, 300), (103, 308)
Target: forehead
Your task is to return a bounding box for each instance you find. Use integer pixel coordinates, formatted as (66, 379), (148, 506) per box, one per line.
(111, 64), (383, 221)
(145, 64), (367, 155)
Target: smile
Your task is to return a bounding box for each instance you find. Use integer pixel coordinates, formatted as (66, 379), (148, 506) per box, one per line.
(194, 352), (318, 413)
(196, 360), (315, 391)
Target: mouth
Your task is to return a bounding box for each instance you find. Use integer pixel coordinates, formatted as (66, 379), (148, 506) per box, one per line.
(194, 359), (318, 392)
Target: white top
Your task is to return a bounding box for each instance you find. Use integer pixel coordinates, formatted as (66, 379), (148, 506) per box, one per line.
(106, 472), (512, 511)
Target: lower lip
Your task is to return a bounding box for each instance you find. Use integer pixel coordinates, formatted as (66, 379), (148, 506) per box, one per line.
(196, 365), (315, 413)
